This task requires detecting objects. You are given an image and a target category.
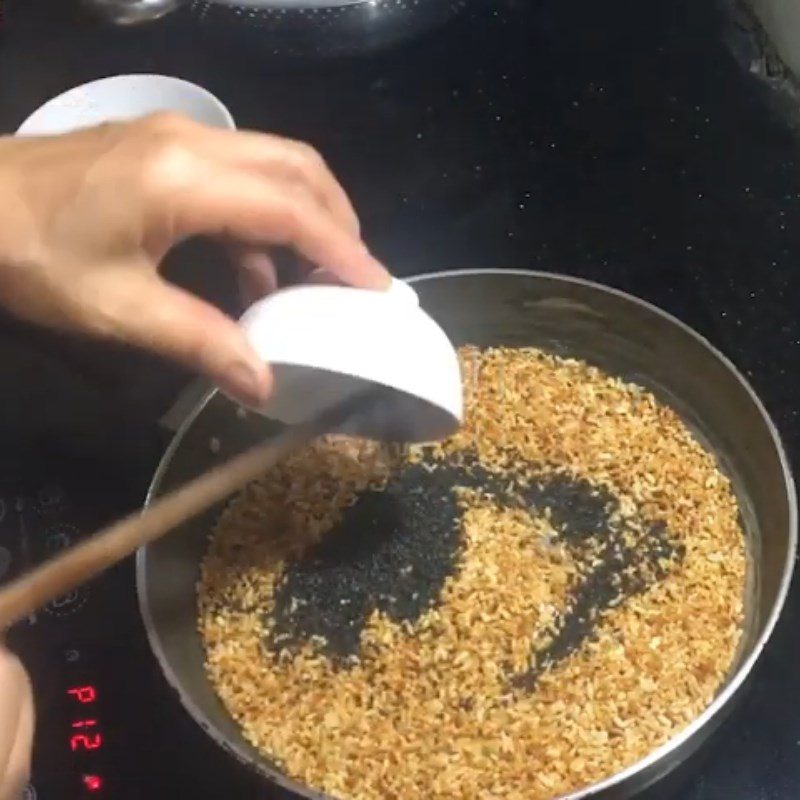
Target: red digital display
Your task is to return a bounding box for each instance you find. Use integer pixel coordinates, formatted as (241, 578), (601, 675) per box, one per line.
(66, 684), (105, 792)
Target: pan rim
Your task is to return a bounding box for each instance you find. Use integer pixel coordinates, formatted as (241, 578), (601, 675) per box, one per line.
(137, 267), (798, 800)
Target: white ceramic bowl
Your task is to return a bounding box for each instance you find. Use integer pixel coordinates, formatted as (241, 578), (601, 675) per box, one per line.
(16, 74), (234, 135)
(238, 280), (464, 443)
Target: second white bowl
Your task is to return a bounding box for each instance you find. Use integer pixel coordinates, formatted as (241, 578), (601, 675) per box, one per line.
(17, 74), (234, 135)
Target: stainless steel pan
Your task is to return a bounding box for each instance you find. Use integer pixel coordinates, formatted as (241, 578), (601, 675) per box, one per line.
(137, 270), (796, 799)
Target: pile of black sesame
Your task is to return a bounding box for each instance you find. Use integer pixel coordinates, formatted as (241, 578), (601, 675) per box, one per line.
(266, 452), (684, 687)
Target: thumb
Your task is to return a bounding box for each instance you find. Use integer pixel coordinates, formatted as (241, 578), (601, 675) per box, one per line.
(0, 649), (33, 800)
(110, 275), (272, 407)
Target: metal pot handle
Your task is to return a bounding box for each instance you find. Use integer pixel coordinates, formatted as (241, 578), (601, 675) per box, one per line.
(82, 0), (183, 25)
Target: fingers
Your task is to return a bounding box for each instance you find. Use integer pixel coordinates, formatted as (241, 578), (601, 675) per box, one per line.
(0, 650), (33, 800)
(88, 270), (272, 407)
(233, 247), (278, 306)
(132, 114), (390, 291)
(169, 163), (391, 290)
(0, 651), (25, 768)
(2, 677), (33, 800)
(306, 267), (345, 286)
(192, 127), (361, 237)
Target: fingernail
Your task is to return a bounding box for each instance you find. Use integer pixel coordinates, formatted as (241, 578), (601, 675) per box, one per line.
(223, 360), (272, 407)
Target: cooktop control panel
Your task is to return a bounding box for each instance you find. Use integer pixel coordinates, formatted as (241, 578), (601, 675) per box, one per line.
(2, 475), (135, 799)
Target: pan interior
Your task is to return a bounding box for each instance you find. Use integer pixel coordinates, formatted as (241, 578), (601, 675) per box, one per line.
(138, 271), (793, 798)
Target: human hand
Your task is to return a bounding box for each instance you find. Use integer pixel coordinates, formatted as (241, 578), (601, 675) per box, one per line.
(0, 114), (390, 406)
(0, 648), (33, 800)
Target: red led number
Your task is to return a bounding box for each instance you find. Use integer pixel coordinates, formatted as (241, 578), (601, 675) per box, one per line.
(70, 733), (102, 752)
(67, 685), (97, 703)
(72, 719), (98, 729)
(82, 774), (103, 792)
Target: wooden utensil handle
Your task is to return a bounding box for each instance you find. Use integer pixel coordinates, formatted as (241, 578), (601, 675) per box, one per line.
(0, 400), (356, 631)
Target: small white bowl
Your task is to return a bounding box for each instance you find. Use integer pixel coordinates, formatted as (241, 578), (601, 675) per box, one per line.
(16, 74), (234, 136)
(238, 280), (464, 443)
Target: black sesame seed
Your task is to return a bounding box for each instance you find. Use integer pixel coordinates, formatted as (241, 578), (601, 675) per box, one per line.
(265, 452), (683, 689)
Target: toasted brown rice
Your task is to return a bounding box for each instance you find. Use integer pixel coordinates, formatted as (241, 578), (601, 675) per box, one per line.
(198, 346), (746, 800)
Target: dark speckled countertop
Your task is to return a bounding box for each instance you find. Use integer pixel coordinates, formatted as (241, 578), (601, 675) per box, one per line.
(1, 0), (800, 798)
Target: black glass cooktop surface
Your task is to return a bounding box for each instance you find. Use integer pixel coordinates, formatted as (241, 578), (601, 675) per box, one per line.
(1, 0), (800, 797)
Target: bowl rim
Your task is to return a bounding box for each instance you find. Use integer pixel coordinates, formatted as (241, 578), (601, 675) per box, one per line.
(138, 268), (798, 800)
